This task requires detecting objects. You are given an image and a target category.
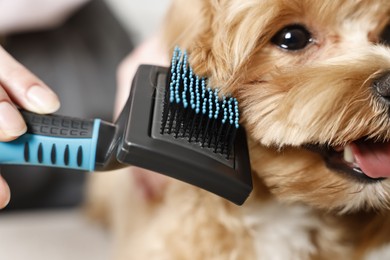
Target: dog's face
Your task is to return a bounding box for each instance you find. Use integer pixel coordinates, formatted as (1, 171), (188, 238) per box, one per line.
(168, 0), (390, 212)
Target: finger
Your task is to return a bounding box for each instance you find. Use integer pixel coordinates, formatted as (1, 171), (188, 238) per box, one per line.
(0, 174), (11, 209)
(0, 46), (60, 114)
(0, 85), (27, 141)
(132, 167), (168, 201)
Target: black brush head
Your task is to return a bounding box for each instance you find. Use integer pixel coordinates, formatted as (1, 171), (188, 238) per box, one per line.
(161, 47), (239, 159)
(115, 49), (252, 205)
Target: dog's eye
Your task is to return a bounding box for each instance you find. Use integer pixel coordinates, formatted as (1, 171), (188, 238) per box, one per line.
(271, 25), (313, 51)
(379, 24), (390, 45)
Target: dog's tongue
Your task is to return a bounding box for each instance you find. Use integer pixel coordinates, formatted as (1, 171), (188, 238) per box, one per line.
(351, 140), (390, 179)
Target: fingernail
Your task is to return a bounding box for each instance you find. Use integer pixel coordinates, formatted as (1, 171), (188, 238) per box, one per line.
(27, 85), (60, 113)
(0, 102), (27, 137)
(0, 174), (10, 209)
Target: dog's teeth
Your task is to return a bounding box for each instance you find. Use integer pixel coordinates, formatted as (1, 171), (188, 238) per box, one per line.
(343, 145), (355, 164)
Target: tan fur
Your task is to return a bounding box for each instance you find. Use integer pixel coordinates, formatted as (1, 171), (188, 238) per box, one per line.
(87, 1), (390, 259)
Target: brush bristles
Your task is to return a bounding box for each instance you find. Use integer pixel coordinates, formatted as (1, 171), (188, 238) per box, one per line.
(161, 46), (240, 159)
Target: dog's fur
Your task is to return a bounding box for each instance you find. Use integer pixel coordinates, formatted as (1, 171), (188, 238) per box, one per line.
(87, 1), (390, 259)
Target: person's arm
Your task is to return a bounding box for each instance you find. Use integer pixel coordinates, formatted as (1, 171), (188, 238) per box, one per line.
(0, 46), (60, 208)
(115, 35), (169, 118)
(0, 0), (90, 35)
(115, 35), (170, 201)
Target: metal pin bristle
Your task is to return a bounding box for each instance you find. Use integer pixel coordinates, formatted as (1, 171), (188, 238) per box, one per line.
(161, 46), (240, 159)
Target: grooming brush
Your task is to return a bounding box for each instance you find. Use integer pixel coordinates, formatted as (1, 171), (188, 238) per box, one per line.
(0, 47), (252, 205)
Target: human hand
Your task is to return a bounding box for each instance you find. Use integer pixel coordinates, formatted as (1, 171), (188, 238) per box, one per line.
(0, 45), (60, 208)
(116, 35), (170, 201)
(115, 35), (169, 118)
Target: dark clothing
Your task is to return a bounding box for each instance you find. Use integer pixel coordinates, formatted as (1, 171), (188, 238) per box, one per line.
(2, 0), (133, 210)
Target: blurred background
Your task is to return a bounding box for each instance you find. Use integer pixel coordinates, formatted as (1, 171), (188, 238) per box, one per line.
(0, 0), (169, 259)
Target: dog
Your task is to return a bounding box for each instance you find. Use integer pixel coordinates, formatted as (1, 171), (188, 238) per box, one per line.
(87, 1), (390, 259)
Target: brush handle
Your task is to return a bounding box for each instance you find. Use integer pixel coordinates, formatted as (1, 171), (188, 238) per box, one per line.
(0, 111), (102, 171)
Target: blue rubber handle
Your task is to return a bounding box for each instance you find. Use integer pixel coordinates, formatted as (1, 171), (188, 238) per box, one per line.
(0, 111), (102, 171)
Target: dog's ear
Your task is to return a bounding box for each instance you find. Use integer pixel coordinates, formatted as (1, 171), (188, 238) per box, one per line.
(164, 0), (275, 88)
(163, 0), (221, 77)
(163, 0), (216, 48)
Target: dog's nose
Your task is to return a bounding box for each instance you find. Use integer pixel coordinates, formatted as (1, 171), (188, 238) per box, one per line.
(373, 72), (390, 102)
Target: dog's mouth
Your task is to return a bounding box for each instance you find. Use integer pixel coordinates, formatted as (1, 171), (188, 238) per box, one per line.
(307, 138), (390, 183)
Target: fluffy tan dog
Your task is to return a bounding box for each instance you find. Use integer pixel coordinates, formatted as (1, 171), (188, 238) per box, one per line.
(88, 0), (390, 259)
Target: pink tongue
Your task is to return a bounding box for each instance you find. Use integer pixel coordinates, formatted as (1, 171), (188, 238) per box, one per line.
(351, 141), (390, 179)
